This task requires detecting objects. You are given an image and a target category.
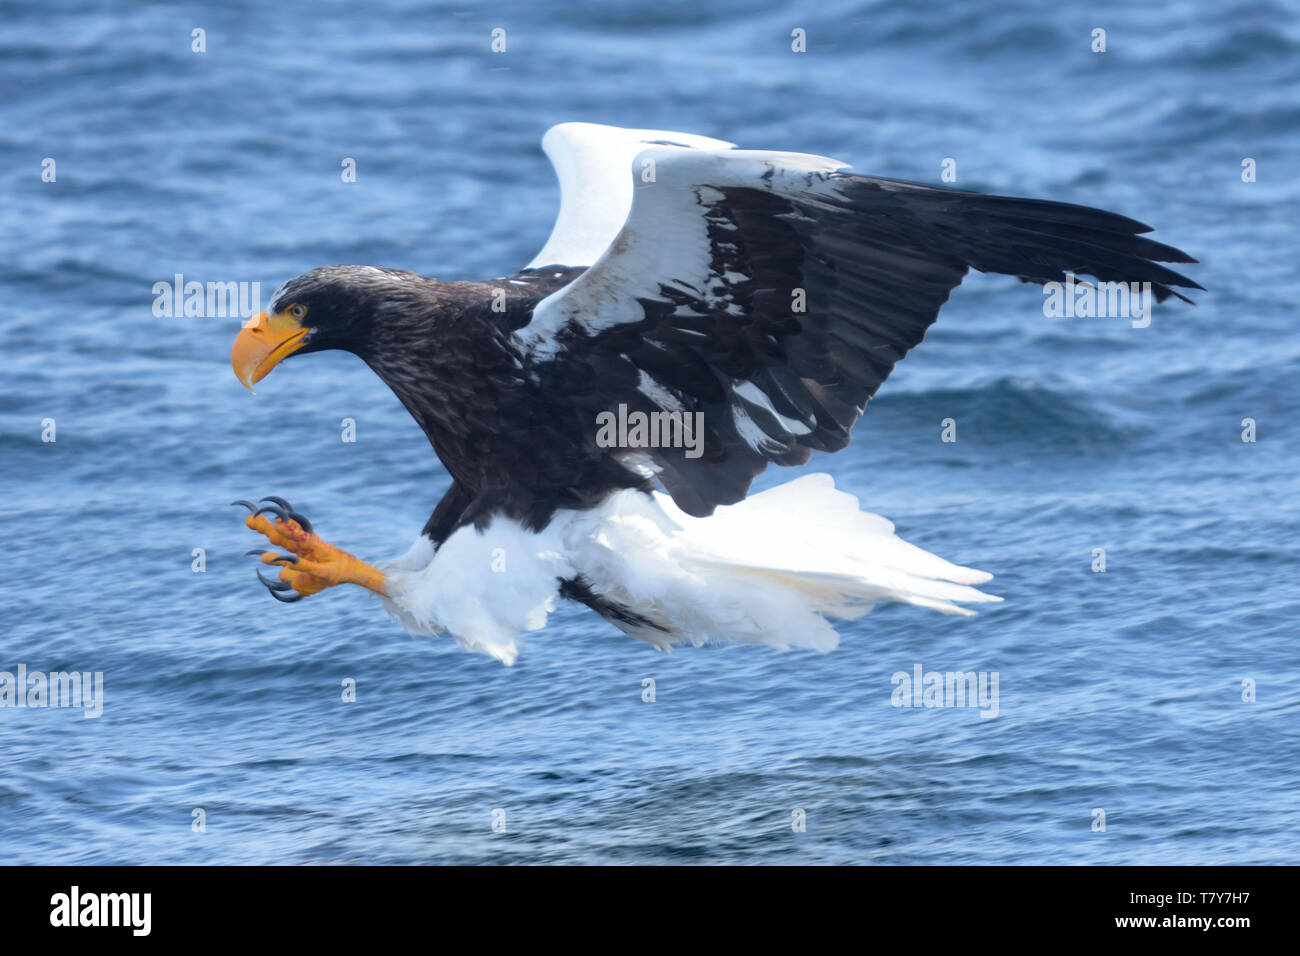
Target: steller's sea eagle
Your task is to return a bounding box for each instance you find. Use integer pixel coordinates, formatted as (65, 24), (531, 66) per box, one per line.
(229, 123), (1200, 664)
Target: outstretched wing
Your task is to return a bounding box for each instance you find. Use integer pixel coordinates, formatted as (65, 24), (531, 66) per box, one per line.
(517, 125), (1202, 518)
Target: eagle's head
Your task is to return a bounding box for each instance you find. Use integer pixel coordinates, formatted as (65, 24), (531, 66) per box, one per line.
(231, 265), (423, 391)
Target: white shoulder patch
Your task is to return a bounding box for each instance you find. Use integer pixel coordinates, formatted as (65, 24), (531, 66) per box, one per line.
(526, 122), (736, 271)
(519, 143), (848, 361)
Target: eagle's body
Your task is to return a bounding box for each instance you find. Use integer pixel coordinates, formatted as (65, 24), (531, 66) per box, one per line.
(231, 123), (1200, 663)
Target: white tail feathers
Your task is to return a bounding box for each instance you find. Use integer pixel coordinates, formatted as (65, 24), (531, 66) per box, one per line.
(568, 473), (1001, 653)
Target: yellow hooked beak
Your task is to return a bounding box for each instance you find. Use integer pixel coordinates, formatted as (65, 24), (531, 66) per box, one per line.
(231, 311), (309, 392)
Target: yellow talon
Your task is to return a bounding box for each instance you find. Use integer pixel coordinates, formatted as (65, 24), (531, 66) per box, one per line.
(245, 513), (388, 597)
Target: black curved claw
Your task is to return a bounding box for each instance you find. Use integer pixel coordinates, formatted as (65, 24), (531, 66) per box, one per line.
(231, 500), (258, 513)
(246, 549), (303, 600)
(257, 568), (294, 591)
(260, 496), (313, 533)
(246, 548), (297, 566)
(241, 498), (314, 605)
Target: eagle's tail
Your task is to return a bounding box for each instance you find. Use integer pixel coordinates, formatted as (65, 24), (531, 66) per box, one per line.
(577, 473), (1001, 651)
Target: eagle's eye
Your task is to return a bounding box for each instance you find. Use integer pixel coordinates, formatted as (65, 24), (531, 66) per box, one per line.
(290, 304), (307, 320)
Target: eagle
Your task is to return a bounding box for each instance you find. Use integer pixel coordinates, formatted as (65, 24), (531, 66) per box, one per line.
(230, 123), (1200, 664)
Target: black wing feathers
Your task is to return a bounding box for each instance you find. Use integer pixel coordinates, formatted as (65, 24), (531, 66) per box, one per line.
(525, 172), (1200, 518)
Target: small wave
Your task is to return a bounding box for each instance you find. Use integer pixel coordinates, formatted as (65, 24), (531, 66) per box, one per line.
(875, 377), (1140, 453)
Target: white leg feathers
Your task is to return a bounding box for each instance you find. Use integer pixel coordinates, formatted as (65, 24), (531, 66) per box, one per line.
(379, 522), (570, 666)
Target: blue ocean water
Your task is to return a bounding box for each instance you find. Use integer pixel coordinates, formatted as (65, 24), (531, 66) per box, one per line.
(1, 0), (1298, 865)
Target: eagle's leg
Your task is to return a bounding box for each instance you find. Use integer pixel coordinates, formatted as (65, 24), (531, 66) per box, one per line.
(233, 497), (387, 601)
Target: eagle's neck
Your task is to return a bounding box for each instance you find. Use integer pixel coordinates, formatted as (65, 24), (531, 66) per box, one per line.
(354, 281), (523, 486)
